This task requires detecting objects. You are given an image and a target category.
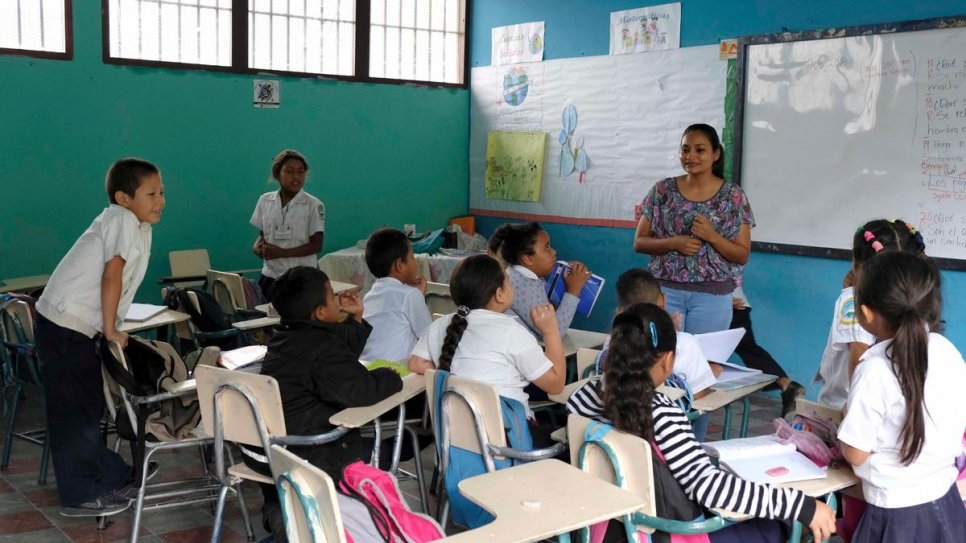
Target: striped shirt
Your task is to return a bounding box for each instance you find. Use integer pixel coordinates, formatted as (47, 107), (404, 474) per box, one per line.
(566, 377), (816, 524)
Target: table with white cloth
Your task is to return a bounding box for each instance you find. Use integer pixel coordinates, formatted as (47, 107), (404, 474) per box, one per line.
(318, 246), (481, 295)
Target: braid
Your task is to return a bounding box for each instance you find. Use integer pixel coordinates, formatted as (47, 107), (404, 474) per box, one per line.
(438, 310), (469, 371)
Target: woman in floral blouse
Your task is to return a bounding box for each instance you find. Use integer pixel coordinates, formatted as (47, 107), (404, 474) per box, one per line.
(633, 124), (754, 335)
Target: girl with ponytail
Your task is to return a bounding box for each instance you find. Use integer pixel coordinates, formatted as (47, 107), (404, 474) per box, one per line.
(839, 251), (966, 543)
(567, 304), (837, 542)
(816, 218), (929, 409)
(408, 254), (567, 420)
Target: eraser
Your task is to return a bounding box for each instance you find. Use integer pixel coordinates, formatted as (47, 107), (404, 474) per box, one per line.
(521, 499), (541, 509)
(766, 466), (790, 477)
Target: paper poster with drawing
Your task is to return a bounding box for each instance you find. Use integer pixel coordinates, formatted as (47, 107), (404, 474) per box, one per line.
(492, 21), (545, 65)
(484, 131), (547, 202)
(609, 3), (680, 55)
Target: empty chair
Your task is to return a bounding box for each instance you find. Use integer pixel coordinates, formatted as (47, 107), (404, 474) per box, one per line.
(168, 249), (211, 287)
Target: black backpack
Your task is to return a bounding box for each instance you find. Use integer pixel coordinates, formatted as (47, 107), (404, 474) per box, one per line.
(163, 287), (240, 349)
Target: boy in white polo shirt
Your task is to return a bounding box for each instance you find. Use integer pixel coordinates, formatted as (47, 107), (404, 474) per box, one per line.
(35, 158), (164, 517)
(360, 228), (432, 362)
(251, 149), (325, 298)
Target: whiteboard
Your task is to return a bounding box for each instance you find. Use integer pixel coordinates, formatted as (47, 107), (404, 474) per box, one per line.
(737, 19), (966, 265)
(470, 45), (726, 225)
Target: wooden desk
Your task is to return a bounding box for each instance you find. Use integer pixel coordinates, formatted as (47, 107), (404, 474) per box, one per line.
(0, 274), (50, 293)
(444, 460), (646, 543)
(119, 309), (191, 334)
(562, 329), (608, 357)
(692, 376), (776, 439)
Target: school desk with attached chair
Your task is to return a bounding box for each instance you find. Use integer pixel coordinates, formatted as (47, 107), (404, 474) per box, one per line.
(231, 280), (360, 331)
(691, 376), (777, 439)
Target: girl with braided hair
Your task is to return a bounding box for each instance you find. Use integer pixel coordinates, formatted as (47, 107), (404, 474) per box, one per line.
(815, 218), (927, 409)
(839, 251), (965, 542)
(407, 254), (567, 421)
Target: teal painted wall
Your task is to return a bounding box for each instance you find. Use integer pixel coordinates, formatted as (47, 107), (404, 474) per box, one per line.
(0, 2), (469, 300)
(472, 1), (966, 399)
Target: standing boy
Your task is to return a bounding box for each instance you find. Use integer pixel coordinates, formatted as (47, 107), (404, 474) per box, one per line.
(35, 158), (164, 516)
(360, 228), (432, 362)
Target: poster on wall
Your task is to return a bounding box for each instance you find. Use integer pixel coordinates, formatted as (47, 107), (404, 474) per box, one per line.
(492, 21), (545, 65)
(253, 79), (280, 108)
(484, 131), (547, 202)
(609, 3), (680, 55)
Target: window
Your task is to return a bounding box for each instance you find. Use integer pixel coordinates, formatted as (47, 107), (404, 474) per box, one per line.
(102, 0), (466, 86)
(106, 0), (233, 67)
(369, 0), (464, 84)
(249, 0), (356, 76)
(0, 0), (72, 59)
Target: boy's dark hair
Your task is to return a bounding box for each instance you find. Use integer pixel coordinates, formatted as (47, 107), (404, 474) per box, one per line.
(271, 266), (331, 320)
(491, 222), (543, 266)
(616, 268), (662, 308)
(106, 158), (159, 204)
(365, 228), (411, 278)
(271, 149), (309, 180)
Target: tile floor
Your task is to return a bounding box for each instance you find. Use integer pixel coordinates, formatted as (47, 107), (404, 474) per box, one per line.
(0, 382), (786, 542)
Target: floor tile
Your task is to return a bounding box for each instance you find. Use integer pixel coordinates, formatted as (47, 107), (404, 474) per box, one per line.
(0, 509), (53, 535)
(0, 527), (68, 542)
(60, 514), (151, 543)
(156, 524), (248, 543)
(0, 490), (38, 514)
(22, 486), (61, 508)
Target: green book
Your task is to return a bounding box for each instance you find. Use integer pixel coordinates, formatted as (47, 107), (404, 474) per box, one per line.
(365, 359), (412, 378)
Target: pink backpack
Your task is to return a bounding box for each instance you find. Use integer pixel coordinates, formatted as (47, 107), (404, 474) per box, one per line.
(338, 461), (444, 543)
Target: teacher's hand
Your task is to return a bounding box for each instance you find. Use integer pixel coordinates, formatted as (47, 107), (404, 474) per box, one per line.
(691, 214), (719, 243)
(671, 236), (702, 255)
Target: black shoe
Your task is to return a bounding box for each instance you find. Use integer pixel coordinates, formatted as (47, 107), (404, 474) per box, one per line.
(60, 492), (132, 517)
(781, 381), (806, 418)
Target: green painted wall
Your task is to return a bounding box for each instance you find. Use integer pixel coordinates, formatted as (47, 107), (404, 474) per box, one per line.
(0, 3), (469, 301)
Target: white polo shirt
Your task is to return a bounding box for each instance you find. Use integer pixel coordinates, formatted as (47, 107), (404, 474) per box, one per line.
(815, 287), (876, 409)
(411, 309), (553, 414)
(250, 189), (325, 279)
(37, 205), (152, 338)
(360, 277), (432, 362)
(838, 334), (966, 508)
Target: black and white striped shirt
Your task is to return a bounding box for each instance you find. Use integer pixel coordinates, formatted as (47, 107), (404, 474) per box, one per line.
(566, 377), (815, 524)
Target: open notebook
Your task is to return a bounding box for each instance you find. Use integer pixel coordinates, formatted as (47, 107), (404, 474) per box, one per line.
(124, 303), (167, 322)
(694, 328), (775, 391)
(703, 435), (827, 484)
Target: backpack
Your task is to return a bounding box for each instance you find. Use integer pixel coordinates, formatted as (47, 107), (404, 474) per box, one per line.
(431, 370), (534, 528)
(337, 461), (444, 543)
(101, 336), (215, 441)
(163, 287), (240, 349)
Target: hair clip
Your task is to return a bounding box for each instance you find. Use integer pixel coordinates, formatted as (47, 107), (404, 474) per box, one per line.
(456, 305), (470, 317)
(649, 322), (659, 348)
(871, 241), (884, 252)
(863, 231), (875, 242)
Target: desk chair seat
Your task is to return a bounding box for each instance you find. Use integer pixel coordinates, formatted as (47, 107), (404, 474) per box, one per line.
(207, 270), (266, 323)
(0, 297), (51, 485)
(268, 444), (347, 543)
(102, 341), (250, 543)
(194, 365), (350, 543)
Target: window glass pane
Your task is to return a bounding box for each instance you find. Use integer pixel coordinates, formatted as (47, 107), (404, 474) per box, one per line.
(249, 0), (355, 75)
(370, 0), (462, 83)
(2, 0), (68, 54)
(107, 0), (231, 66)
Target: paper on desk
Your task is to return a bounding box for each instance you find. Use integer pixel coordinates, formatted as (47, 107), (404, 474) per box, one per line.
(220, 345), (267, 370)
(694, 328), (745, 363)
(125, 303), (167, 322)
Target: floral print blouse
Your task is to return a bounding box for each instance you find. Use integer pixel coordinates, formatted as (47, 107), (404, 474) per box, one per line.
(640, 177), (755, 287)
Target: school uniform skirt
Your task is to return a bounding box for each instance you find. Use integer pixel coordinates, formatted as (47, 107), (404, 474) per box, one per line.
(852, 483), (966, 543)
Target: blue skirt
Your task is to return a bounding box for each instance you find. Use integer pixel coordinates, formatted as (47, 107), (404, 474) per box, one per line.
(853, 483), (966, 543)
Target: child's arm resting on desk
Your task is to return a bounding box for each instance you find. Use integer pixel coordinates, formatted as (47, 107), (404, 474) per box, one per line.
(320, 356), (403, 408)
(407, 327), (436, 375)
(102, 255), (129, 347)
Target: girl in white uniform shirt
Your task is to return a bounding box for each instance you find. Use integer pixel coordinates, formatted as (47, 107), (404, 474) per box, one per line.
(408, 254), (566, 443)
(251, 149), (325, 298)
(839, 251), (966, 542)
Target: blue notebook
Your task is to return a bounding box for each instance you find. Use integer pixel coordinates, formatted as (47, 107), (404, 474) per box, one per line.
(544, 261), (605, 317)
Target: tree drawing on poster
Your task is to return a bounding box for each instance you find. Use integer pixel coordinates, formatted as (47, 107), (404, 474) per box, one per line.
(484, 131), (547, 202)
(559, 105), (591, 181)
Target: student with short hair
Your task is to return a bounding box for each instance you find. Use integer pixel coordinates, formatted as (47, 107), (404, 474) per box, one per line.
(360, 228), (432, 362)
(840, 251), (966, 542)
(35, 158), (165, 517)
(250, 149), (324, 298)
(490, 222), (591, 339)
(245, 266), (403, 540)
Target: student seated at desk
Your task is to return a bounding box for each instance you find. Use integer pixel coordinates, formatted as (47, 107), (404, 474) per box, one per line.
(240, 266), (402, 540)
(838, 253), (966, 543)
(360, 228), (432, 362)
(570, 268), (717, 440)
(407, 254), (566, 446)
(567, 304), (836, 543)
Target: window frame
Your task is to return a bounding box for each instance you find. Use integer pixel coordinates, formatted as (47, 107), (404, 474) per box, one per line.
(100, 0), (469, 88)
(0, 0), (74, 60)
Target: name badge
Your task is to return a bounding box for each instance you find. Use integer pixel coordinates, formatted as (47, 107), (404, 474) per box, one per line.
(273, 224), (293, 241)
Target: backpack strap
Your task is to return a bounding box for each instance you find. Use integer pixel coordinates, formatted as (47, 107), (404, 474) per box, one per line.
(498, 396), (533, 458)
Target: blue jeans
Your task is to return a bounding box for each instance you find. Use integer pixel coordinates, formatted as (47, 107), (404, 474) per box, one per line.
(661, 286), (733, 334)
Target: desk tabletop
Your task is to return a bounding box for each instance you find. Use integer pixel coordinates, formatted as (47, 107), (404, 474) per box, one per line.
(119, 309), (191, 334)
(691, 376), (776, 413)
(232, 316), (279, 330)
(0, 274), (50, 293)
(444, 460), (645, 543)
(328, 372), (425, 428)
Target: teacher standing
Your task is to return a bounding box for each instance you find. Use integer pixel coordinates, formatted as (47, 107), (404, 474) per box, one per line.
(633, 124), (754, 335)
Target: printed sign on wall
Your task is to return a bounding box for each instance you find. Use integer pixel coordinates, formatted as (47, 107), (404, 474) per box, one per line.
(609, 3), (680, 55)
(492, 21), (545, 66)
